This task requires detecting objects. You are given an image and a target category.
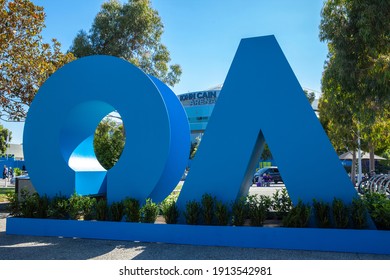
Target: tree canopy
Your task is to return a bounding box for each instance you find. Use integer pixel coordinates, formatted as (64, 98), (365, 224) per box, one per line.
(94, 117), (125, 170)
(303, 90), (315, 105)
(0, 124), (11, 154)
(319, 0), (390, 172)
(69, 0), (182, 87)
(0, 0), (74, 121)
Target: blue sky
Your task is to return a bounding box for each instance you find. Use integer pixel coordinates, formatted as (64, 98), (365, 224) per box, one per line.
(2, 0), (328, 144)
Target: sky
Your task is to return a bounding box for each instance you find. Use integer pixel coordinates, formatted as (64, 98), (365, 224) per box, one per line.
(2, 0), (329, 144)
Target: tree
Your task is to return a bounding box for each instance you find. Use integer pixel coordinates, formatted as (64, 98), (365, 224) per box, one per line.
(318, 78), (360, 183)
(94, 117), (125, 170)
(303, 90), (315, 105)
(0, 124), (11, 154)
(69, 0), (181, 87)
(0, 0), (75, 121)
(260, 143), (272, 161)
(190, 135), (202, 159)
(319, 0), (390, 173)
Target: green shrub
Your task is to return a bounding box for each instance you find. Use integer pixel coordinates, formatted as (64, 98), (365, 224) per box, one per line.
(13, 167), (22, 176)
(140, 198), (158, 223)
(123, 197), (140, 222)
(47, 194), (69, 219)
(363, 192), (390, 230)
(68, 193), (96, 220)
(247, 195), (269, 226)
(96, 199), (108, 221)
(82, 197), (97, 220)
(201, 193), (215, 225)
(271, 189), (292, 219)
(215, 200), (230, 226)
(312, 199), (331, 228)
(161, 198), (179, 224)
(109, 201), (124, 221)
(184, 200), (201, 225)
(351, 197), (368, 229)
(332, 198), (349, 229)
(68, 193), (83, 220)
(282, 200), (311, 228)
(35, 194), (49, 218)
(231, 197), (248, 226)
(6, 192), (20, 217)
(19, 190), (40, 218)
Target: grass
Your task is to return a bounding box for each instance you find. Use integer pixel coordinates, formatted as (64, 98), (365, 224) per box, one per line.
(0, 187), (15, 202)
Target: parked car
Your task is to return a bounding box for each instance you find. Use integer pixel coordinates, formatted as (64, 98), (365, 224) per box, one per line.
(252, 166), (283, 184)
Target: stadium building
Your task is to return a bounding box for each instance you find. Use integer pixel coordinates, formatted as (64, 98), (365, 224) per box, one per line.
(178, 84), (319, 143)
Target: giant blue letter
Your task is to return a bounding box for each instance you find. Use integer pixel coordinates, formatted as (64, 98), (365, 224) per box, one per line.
(177, 35), (357, 209)
(23, 55), (190, 203)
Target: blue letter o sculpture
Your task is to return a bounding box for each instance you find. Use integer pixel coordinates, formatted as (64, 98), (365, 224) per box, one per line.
(23, 55), (190, 203)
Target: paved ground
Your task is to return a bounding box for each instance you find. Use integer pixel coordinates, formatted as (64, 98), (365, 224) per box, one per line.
(1, 185), (390, 260)
(0, 178), (14, 188)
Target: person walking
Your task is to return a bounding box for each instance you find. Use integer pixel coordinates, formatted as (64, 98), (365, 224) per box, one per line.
(3, 165), (8, 187)
(8, 167), (13, 182)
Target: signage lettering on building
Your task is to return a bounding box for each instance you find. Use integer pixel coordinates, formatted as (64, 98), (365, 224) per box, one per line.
(179, 91), (219, 107)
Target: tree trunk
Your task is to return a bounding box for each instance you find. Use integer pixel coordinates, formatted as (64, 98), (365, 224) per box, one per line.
(351, 150), (356, 185)
(369, 143), (375, 174)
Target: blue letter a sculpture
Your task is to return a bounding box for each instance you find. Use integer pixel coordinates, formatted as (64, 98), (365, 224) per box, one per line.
(178, 35), (357, 209)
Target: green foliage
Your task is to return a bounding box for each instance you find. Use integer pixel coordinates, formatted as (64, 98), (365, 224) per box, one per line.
(13, 167), (22, 176)
(94, 118), (125, 170)
(363, 192), (390, 230)
(231, 197), (248, 226)
(0, 125), (12, 154)
(7, 190), (47, 218)
(82, 197), (97, 220)
(34, 194), (49, 218)
(140, 198), (158, 223)
(9, 187), (390, 231)
(109, 201), (124, 222)
(6, 192), (20, 216)
(332, 198), (349, 229)
(247, 195), (269, 227)
(214, 200), (230, 226)
(351, 197), (368, 229)
(19, 189), (38, 218)
(201, 193), (215, 225)
(0, 0), (74, 121)
(123, 197), (140, 222)
(260, 143), (273, 161)
(96, 199), (108, 221)
(184, 200), (201, 225)
(303, 90), (315, 105)
(47, 194), (69, 219)
(282, 200), (311, 228)
(190, 141), (199, 159)
(68, 193), (83, 220)
(69, 0), (181, 87)
(312, 199), (331, 228)
(161, 198), (179, 224)
(271, 189), (292, 219)
(68, 193), (96, 220)
(319, 0), (390, 170)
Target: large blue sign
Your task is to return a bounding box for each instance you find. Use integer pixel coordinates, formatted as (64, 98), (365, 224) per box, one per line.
(178, 35), (358, 208)
(23, 56), (190, 204)
(24, 35), (357, 207)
